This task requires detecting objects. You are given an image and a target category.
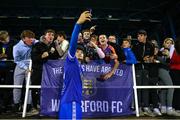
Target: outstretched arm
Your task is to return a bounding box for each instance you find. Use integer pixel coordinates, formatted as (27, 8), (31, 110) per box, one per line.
(69, 11), (92, 57)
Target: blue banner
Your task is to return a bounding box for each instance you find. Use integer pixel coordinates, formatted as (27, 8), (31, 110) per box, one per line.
(40, 60), (134, 117)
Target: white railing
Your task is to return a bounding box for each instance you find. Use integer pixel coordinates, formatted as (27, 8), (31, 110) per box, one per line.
(0, 60), (180, 118)
(0, 60), (39, 117)
(132, 64), (180, 117)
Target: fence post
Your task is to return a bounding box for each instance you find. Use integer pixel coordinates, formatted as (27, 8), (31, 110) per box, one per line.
(22, 60), (32, 118)
(132, 64), (139, 117)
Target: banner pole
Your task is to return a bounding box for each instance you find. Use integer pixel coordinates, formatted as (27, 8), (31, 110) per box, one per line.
(132, 64), (139, 117)
(22, 60), (32, 118)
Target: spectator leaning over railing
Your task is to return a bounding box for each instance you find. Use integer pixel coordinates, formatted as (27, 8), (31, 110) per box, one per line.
(108, 34), (125, 64)
(31, 29), (60, 114)
(13, 30), (38, 113)
(99, 34), (119, 80)
(132, 29), (159, 117)
(146, 39), (162, 116)
(169, 37), (180, 112)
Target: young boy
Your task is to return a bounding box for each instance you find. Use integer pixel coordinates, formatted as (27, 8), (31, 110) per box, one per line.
(121, 38), (137, 64)
(59, 11), (91, 119)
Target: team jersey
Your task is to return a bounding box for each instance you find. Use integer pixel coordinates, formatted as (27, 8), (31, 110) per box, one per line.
(100, 45), (116, 63)
(60, 52), (82, 104)
(59, 24), (82, 119)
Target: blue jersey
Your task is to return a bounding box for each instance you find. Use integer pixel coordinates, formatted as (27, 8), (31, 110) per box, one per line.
(60, 24), (82, 104)
(59, 23), (82, 119)
(60, 52), (82, 104)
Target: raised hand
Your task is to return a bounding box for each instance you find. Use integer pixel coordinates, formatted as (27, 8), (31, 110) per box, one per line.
(90, 25), (96, 34)
(41, 52), (49, 58)
(50, 47), (55, 53)
(77, 11), (92, 24)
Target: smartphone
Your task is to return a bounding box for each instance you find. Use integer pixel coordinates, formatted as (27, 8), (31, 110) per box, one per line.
(89, 9), (92, 14)
(86, 8), (92, 14)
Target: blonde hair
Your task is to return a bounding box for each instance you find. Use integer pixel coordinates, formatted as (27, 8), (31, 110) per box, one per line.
(0, 31), (9, 42)
(163, 38), (174, 46)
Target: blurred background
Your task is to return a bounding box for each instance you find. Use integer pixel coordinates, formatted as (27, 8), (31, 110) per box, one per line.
(0, 0), (179, 44)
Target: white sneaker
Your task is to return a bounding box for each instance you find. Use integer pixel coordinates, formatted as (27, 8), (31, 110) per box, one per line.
(161, 106), (167, 114)
(153, 108), (162, 116)
(167, 109), (180, 116)
(161, 108), (167, 114)
(143, 107), (156, 117)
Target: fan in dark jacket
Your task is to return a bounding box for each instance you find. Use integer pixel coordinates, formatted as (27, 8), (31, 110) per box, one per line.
(31, 29), (60, 111)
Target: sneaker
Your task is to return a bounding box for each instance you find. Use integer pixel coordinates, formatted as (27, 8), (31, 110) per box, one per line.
(27, 104), (32, 112)
(143, 107), (156, 117)
(161, 106), (167, 114)
(26, 108), (39, 116)
(13, 103), (22, 113)
(138, 107), (145, 116)
(167, 109), (180, 116)
(37, 104), (40, 109)
(153, 108), (162, 116)
(175, 110), (180, 113)
(132, 107), (145, 116)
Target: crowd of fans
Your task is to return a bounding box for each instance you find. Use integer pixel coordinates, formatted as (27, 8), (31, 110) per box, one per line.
(0, 25), (180, 117)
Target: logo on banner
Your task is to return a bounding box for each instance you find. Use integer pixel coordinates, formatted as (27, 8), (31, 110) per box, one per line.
(82, 79), (97, 98)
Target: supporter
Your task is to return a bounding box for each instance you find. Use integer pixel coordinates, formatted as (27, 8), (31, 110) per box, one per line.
(147, 40), (162, 116)
(0, 31), (15, 113)
(132, 29), (159, 116)
(78, 26), (97, 57)
(31, 29), (60, 113)
(108, 35), (116, 44)
(99, 34), (119, 80)
(13, 30), (37, 112)
(85, 34), (105, 62)
(108, 35), (125, 63)
(54, 31), (69, 59)
(82, 29), (91, 44)
(0, 31), (13, 60)
(121, 38), (137, 64)
(160, 38), (174, 52)
(77, 32), (84, 44)
(169, 37), (180, 112)
(157, 38), (180, 116)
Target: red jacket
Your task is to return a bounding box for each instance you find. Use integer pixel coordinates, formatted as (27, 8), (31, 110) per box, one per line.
(170, 50), (180, 70)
